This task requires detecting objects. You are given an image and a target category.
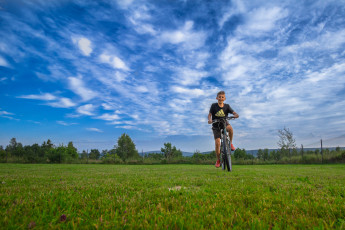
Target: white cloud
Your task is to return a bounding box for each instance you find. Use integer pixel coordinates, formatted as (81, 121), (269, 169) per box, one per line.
(77, 104), (95, 116)
(73, 37), (92, 56)
(57, 121), (77, 126)
(114, 71), (126, 82)
(101, 103), (113, 110)
(0, 56), (10, 67)
(0, 110), (13, 116)
(115, 0), (134, 9)
(159, 21), (207, 50)
(237, 7), (288, 36)
(18, 93), (77, 108)
(96, 113), (120, 121)
(0, 77), (7, 82)
(18, 93), (57, 101)
(47, 97), (76, 108)
(171, 86), (205, 98)
(128, 6), (156, 35)
(68, 76), (98, 101)
(86, 127), (103, 132)
(219, 0), (246, 29)
(136, 85), (148, 93)
(99, 53), (130, 71)
(174, 67), (208, 86)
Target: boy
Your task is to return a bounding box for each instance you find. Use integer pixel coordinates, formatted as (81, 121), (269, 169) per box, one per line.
(208, 91), (239, 168)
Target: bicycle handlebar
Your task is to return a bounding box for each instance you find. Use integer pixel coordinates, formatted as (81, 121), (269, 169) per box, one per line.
(212, 116), (236, 124)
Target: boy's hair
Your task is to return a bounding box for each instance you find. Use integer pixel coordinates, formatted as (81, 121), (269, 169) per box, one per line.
(217, 91), (225, 97)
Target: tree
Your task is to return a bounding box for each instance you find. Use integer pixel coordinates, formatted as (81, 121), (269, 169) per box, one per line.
(263, 148), (269, 161)
(116, 133), (139, 161)
(257, 149), (263, 160)
(42, 139), (54, 157)
(161, 142), (182, 160)
(6, 137), (17, 157)
(66, 141), (78, 159)
(48, 146), (67, 163)
(277, 127), (296, 157)
(234, 148), (246, 159)
(89, 149), (101, 160)
(101, 150), (108, 159)
(81, 150), (88, 159)
(269, 150), (281, 161)
(0, 145), (6, 161)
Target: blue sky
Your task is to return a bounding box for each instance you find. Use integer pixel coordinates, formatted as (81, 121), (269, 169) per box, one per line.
(1, 0), (345, 152)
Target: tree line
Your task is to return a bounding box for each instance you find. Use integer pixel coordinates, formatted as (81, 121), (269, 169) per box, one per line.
(0, 134), (185, 164)
(1, 128), (344, 164)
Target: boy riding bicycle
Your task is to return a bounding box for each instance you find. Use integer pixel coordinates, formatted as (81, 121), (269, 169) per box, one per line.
(208, 91), (239, 168)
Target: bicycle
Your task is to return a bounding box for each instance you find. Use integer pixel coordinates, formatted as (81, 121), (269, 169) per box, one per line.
(212, 116), (236, 172)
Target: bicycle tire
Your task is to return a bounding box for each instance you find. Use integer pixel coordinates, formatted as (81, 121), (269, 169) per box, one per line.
(228, 139), (232, 172)
(220, 142), (225, 170)
(223, 130), (231, 171)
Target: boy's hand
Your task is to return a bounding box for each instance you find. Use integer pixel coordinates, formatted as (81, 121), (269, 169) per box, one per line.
(233, 112), (239, 118)
(208, 119), (212, 124)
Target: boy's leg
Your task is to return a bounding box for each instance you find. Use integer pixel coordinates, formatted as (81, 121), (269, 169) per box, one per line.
(212, 128), (221, 167)
(215, 138), (221, 160)
(226, 124), (235, 151)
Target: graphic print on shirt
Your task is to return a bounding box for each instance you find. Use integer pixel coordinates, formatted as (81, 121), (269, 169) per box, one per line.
(215, 109), (225, 117)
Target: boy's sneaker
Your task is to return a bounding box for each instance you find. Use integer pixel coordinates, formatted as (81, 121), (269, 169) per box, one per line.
(215, 160), (220, 168)
(231, 144), (236, 151)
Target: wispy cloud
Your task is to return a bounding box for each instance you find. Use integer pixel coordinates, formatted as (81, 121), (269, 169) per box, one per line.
(159, 21), (207, 50)
(86, 127), (103, 133)
(77, 104), (95, 116)
(0, 56), (10, 67)
(68, 76), (98, 101)
(237, 7), (288, 36)
(0, 110), (13, 116)
(0, 109), (17, 120)
(96, 113), (120, 121)
(57, 120), (78, 126)
(18, 93), (57, 101)
(99, 53), (130, 71)
(18, 93), (76, 108)
(47, 98), (76, 108)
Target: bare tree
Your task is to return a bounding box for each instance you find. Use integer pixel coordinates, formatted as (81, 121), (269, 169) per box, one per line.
(277, 127), (296, 157)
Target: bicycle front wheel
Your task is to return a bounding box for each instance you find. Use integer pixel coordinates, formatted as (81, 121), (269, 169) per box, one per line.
(223, 131), (231, 172)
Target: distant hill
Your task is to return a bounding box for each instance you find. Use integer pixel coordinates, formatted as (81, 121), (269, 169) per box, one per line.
(139, 147), (345, 157)
(142, 150), (194, 157)
(241, 147), (345, 157)
(143, 147), (344, 157)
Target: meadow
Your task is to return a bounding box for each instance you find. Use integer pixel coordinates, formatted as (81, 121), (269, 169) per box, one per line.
(0, 164), (344, 229)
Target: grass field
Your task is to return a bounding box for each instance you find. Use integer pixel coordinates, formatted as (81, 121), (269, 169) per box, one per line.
(0, 164), (344, 229)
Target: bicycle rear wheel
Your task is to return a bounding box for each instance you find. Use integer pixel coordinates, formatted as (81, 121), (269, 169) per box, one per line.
(223, 131), (231, 171)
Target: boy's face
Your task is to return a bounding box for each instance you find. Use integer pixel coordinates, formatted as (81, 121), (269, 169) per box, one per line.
(216, 94), (226, 103)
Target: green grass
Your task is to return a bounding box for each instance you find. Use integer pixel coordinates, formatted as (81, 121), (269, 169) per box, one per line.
(1, 164), (344, 229)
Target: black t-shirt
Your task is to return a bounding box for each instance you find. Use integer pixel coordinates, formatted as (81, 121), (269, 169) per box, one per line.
(209, 103), (234, 128)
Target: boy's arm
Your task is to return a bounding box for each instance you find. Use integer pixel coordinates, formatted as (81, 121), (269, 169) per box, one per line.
(208, 113), (212, 124)
(232, 111), (239, 118)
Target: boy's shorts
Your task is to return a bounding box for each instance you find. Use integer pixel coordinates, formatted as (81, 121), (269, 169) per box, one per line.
(212, 121), (230, 140)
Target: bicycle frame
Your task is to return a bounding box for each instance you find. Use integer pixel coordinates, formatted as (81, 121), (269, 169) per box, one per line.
(220, 127), (232, 171)
(212, 116), (235, 172)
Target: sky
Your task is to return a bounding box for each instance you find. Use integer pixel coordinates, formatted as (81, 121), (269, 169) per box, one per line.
(1, 0), (345, 153)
